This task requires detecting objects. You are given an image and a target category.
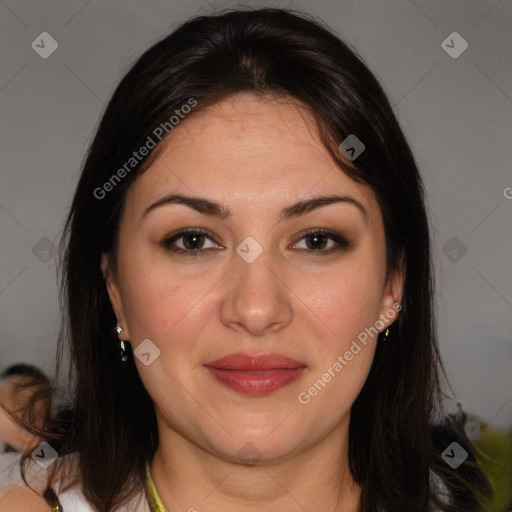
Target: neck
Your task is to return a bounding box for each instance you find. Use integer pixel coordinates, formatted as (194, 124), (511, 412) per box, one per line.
(150, 415), (361, 512)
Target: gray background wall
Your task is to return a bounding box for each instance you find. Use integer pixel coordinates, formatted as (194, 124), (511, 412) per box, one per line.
(1, 0), (511, 430)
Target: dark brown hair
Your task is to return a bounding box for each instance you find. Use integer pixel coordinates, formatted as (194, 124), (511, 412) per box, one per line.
(17, 7), (491, 511)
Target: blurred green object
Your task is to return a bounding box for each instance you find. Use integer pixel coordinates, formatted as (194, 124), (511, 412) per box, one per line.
(474, 424), (512, 512)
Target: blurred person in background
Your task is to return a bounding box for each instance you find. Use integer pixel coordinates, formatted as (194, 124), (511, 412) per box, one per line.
(0, 363), (50, 455)
(0, 363), (51, 492)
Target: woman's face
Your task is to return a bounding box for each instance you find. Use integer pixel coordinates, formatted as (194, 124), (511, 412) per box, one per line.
(104, 93), (402, 463)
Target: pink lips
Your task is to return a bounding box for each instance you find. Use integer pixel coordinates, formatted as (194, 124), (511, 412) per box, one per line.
(203, 353), (307, 395)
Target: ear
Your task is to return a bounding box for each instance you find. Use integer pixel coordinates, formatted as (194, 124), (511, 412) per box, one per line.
(101, 253), (131, 340)
(378, 260), (404, 332)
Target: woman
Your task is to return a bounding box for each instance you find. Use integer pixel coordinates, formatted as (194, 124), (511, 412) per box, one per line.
(1, 7), (492, 512)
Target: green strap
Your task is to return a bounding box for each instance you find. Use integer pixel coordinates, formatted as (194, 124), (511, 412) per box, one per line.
(46, 463), (167, 511)
(43, 465), (164, 512)
(146, 461), (169, 512)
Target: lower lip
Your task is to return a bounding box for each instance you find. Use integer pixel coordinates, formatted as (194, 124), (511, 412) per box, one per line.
(204, 367), (306, 395)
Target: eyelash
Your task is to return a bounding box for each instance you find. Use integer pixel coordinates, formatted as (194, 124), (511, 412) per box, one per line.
(160, 228), (351, 257)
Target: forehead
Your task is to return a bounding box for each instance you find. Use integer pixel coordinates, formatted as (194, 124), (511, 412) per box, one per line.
(168, 92), (326, 149)
(125, 93), (379, 221)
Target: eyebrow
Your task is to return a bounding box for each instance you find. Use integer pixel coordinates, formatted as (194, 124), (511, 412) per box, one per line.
(142, 193), (368, 222)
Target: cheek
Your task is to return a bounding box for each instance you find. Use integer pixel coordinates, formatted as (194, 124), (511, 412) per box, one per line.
(308, 257), (384, 338)
(295, 247), (384, 405)
(118, 254), (217, 350)
(296, 275), (379, 419)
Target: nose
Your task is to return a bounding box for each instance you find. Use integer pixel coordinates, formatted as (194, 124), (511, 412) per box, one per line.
(220, 243), (293, 337)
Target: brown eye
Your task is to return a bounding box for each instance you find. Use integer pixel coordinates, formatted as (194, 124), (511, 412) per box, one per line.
(181, 232), (206, 250)
(305, 232), (329, 250)
(161, 229), (220, 256)
(293, 230), (351, 255)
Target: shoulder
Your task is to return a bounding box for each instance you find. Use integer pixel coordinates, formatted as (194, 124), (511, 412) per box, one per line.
(0, 451), (149, 512)
(0, 485), (50, 512)
(0, 451), (90, 511)
(0, 451), (53, 511)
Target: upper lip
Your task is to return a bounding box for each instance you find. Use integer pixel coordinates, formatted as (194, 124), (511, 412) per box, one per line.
(204, 353), (306, 370)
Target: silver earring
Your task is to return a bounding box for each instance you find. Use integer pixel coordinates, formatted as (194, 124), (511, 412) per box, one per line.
(119, 340), (129, 363)
(115, 325), (129, 362)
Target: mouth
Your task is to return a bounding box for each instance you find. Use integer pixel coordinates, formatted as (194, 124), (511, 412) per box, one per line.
(203, 353), (307, 395)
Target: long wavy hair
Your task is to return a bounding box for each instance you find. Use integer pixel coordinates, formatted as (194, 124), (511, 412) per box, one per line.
(16, 7), (492, 512)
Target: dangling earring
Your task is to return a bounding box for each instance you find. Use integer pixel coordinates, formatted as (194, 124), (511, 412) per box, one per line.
(115, 325), (130, 363)
(382, 327), (390, 341)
